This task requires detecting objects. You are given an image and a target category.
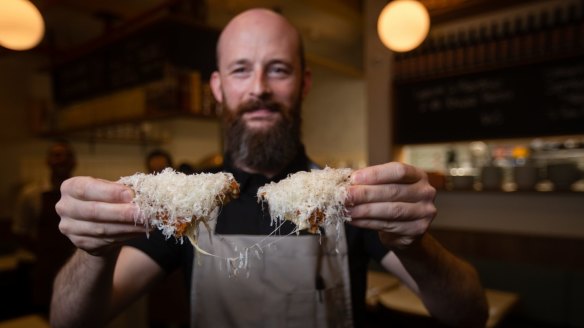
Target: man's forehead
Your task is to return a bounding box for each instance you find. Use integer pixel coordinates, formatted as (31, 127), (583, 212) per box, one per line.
(220, 9), (296, 41)
(217, 10), (300, 66)
(220, 36), (297, 64)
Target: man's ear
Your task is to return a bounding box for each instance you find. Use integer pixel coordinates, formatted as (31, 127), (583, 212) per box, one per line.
(210, 71), (223, 103)
(301, 68), (312, 99)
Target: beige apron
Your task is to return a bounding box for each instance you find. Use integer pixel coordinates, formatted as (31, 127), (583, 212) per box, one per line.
(190, 219), (354, 328)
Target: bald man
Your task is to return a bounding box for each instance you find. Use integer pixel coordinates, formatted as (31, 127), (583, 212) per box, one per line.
(50, 9), (488, 328)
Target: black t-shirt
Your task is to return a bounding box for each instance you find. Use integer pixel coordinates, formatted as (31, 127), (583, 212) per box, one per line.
(126, 149), (390, 327)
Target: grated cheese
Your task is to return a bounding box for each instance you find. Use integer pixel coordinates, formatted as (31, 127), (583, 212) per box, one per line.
(257, 167), (353, 233)
(118, 168), (238, 242)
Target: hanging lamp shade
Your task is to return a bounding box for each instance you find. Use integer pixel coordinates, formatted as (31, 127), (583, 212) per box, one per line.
(377, 0), (430, 52)
(0, 0), (45, 51)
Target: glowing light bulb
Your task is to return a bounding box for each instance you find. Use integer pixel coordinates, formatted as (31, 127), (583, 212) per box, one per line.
(0, 0), (45, 51)
(377, 0), (430, 52)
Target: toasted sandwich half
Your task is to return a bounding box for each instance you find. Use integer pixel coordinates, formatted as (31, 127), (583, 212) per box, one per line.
(119, 168), (239, 242)
(257, 167), (352, 234)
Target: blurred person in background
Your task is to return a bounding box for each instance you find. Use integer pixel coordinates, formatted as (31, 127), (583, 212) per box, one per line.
(146, 148), (174, 174)
(11, 139), (77, 316)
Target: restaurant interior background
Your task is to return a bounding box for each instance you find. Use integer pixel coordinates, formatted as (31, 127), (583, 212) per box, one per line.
(0, 0), (583, 327)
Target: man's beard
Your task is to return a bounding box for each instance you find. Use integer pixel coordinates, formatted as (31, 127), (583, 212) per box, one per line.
(222, 97), (302, 173)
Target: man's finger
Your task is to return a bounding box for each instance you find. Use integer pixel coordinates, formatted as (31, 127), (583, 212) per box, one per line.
(66, 234), (145, 256)
(348, 184), (405, 205)
(62, 177), (134, 203)
(56, 200), (140, 224)
(348, 202), (436, 222)
(351, 162), (421, 185)
(59, 219), (148, 240)
(347, 183), (435, 205)
(348, 217), (422, 235)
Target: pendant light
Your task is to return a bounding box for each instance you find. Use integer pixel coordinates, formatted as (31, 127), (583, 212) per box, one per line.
(377, 0), (430, 52)
(0, 0), (45, 51)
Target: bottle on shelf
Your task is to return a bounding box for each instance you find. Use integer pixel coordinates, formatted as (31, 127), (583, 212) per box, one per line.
(454, 29), (467, 70)
(498, 19), (512, 62)
(521, 14), (537, 60)
(444, 32), (457, 72)
(509, 16), (523, 61)
(434, 34), (447, 74)
(466, 27), (479, 69)
(485, 22), (499, 66)
(476, 24), (489, 67)
(534, 11), (551, 57)
(550, 7), (565, 54)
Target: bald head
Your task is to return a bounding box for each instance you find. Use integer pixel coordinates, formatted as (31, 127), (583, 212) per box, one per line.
(216, 8), (305, 72)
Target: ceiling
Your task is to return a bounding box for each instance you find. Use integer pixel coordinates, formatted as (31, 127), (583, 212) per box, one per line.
(8, 0), (537, 75)
(27, 0), (363, 75)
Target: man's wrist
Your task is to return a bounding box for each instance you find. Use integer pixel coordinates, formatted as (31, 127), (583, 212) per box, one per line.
(390, 233), (433, 261)
(80, 245), (122, 262)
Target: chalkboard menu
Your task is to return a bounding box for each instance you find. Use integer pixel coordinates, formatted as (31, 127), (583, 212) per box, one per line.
(52, 18), (219, 105)
(394, 55), (584, 144)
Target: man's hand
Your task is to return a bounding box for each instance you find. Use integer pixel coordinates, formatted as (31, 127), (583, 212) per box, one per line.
(56, 177), (149, 256)
(347, 162), (437, 249)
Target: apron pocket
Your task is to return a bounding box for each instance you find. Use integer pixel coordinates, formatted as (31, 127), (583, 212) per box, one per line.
(286, 290), (319, 328)
(285, 285), (348, 328)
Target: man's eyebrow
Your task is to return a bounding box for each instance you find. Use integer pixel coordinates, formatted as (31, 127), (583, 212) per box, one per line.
(267, 59), (294, 70)
(268, 59), (292, 65)
(224, 58), (295, 71)
(226, 59), (250, 69)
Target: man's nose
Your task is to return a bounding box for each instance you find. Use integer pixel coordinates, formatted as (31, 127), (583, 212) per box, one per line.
(250, 72), (271, 98)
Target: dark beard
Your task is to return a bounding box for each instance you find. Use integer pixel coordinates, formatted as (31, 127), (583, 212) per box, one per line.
(222, 98), (302, 173)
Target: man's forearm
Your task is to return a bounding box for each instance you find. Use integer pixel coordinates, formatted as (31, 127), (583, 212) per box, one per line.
(393, 233), (489, 328)
(50, 248), (120, 328)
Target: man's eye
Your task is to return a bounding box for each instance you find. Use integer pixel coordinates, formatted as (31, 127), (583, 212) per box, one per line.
(269, 66), (291, 77)
(229, 65), (252, 76)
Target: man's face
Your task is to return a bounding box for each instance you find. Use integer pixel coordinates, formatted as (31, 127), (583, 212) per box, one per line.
(47, 143), (75, 179)
(211, 12), (310, 173)
(214, 20), (305, 131)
